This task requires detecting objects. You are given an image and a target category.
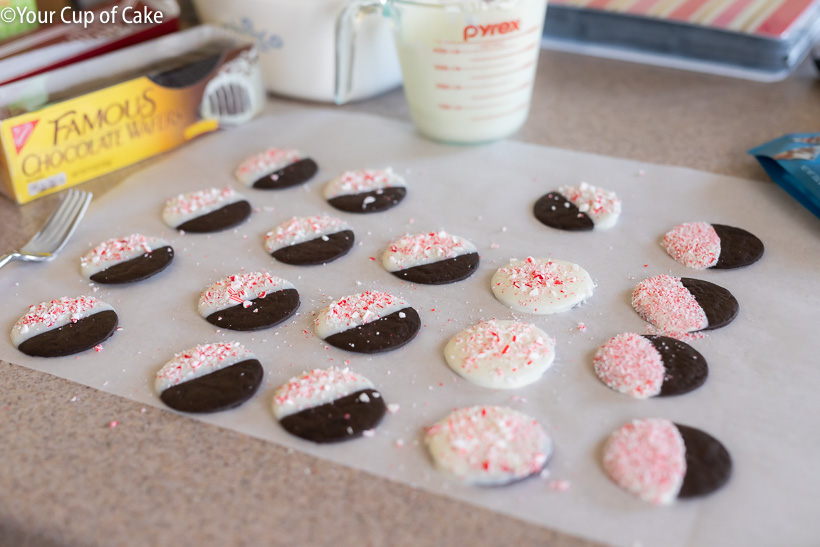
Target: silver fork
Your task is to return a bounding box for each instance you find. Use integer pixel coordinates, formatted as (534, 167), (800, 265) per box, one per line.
(0, 189), (92, 270)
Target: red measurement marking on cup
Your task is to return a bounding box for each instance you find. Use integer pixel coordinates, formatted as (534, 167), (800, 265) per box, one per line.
(435, 81), (516, 91)
(433, 43), (518, 55)
(469, 42), (538, 62)
(471, 81), (531, 100)
(435, 62), (511, 72)
(437, 101), (516, 111)
(470, 61), (534, 80)
(469, 102), (529, 121)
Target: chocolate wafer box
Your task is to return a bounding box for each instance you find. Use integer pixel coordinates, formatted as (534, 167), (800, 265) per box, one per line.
(0, 25), (264, 204)
(750, 133), (820, 220)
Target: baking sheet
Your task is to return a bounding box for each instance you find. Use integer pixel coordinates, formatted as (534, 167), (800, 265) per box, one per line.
(2, 110), (820, 547)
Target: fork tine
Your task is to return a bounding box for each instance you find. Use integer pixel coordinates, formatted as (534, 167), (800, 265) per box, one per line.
(38, 191), (86, 247)
(55, 191), (91, 252)
(44, 191), (92, 253)
(23, 190), (90, 254)
(28, 191), (81, 249)
(28, 190), (78, 243)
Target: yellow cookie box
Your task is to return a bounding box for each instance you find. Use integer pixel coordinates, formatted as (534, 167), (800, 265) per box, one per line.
(0, 26), (263, 204)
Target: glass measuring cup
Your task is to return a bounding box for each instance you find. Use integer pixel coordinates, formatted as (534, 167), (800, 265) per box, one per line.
(336, 0), (548, 144)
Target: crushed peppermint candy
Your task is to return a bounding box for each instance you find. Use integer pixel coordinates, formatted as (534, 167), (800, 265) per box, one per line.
(80, 234), (167, 278)
(662, 222), (721, 270)
(265, 215), (350, 252)
(632, 275), (707, 335)
(558, 182), (621, 229)
(271, 366), (375, 419)
(11, 296), (113, 347)
(198, 271), (295, 317)
(425, 405), (551, 486)
(646, 324), (705, 342)
(234, 148), (301, 185)
(315, 291), (410, 338)
(324, 168), (406, 199)
(382, 231), (477, 271)
(491, 257), (594, 314)
(548, 479), (571, 491)
(155, 342), (254, 392)
(603, 418), (686, 505)
(593, 333), (665, 399)
(444, 319), (555, 389)
(162, 187), (244, 228)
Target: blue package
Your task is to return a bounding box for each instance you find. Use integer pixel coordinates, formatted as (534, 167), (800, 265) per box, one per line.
(749, 133), (820, 220)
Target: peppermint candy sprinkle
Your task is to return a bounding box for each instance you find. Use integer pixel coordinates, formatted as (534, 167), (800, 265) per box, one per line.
(324, 168), (405, 199)
(265, 215), (350, 252)
(425, 406), (551, 486)
(162, 187), (244, 228)
(603, 418), (687, 505)
(315, 291), (409, 338)
(198, 271), (295, 317)
(234, 148), (302, 185)
(491, 257), (594, 314)
(80, 234), (167, 278)
(558, 182), (621, 229)
(458, 320), (550, 372)
(11, 296), (113, 347)
(444, 320), (555, 389)
(593, 333), (664, 398)
(155, 342), (254, 393)
(632, 275), (707, 335)
(383, 231), (476, 271)
(663, 222), (721, 270)
(272, 366), (375, 419)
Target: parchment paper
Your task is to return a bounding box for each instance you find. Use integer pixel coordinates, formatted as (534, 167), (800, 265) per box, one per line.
(2, 110), (819, 547)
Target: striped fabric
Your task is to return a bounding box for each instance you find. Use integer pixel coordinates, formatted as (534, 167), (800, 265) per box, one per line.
(551, 0), (817, 37)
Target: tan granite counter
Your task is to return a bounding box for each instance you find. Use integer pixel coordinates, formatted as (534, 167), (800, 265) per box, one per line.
(1, 50), (818, 546)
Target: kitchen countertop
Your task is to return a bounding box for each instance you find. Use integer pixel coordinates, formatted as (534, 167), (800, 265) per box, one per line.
(1, 50), (818, 546)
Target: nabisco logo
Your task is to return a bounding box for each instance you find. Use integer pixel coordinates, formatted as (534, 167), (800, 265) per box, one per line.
(11, 120), (38, 154)
(463, 19), (521, 41)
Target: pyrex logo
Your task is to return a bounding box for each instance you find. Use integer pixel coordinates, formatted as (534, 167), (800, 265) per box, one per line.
(463, 19), (521, 41)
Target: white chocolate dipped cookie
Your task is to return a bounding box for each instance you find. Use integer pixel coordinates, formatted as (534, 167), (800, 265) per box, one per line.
(491, 257), (594, 314)
(444, 319), (555, 389)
